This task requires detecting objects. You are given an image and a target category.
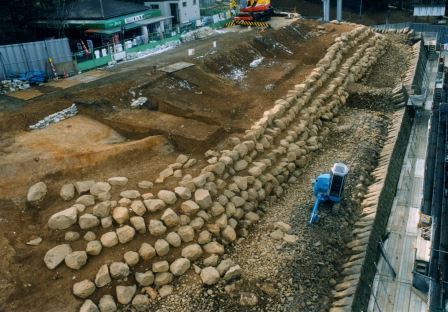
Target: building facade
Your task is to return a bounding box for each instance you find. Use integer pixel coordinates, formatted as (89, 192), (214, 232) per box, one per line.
(144, 0), (201, 26)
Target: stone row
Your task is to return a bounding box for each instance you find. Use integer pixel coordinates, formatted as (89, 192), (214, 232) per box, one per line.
(329, 109), (406, 312)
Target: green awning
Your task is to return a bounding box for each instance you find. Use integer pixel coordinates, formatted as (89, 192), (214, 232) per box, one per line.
(84, 16), (170, 36)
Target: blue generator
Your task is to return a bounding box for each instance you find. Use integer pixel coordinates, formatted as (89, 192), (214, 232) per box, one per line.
(309, 162), (349, 224)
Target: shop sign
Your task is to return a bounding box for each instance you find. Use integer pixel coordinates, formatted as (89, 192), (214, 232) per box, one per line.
(125, 14), (145, 24)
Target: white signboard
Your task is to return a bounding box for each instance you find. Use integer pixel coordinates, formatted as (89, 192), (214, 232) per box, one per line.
(125, 14), (145, 24)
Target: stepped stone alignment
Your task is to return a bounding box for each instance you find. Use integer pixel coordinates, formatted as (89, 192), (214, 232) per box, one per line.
(36, 22), (391, 310)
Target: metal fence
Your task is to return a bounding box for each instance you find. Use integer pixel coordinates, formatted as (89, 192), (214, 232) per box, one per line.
(0, 38), (73, 81)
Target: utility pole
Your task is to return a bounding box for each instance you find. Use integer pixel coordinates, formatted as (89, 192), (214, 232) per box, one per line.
(322, 0), (330, 22)
(99, 0), (105, 18)
(336, 0), (342, 21)
(359, 0), (363, 16)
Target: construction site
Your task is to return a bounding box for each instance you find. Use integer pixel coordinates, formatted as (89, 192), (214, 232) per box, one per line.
(0, 0), (447, 311)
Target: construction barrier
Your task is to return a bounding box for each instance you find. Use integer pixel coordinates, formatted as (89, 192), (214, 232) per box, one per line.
(226, 20), (270, 28)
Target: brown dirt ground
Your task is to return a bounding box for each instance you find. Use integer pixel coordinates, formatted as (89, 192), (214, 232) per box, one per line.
(0, 20), (356, 312)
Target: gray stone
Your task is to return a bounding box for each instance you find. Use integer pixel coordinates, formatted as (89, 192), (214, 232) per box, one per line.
(203, 242), (224, 255)
(138, 181), (153, 189)
(240, 292), (258, 306)
(112, 207), (129, 225)
(159, 285), (173, 297)
(139, 243), (156, 260)
(200, 267), (220, 285)
(178, 225), (195, 242)
(270, 229), (284, 240)
(79, 213), (99, 230)
(154, 239), (170, 256)
(170, 258), (191, 276)
(73, 279), (96, 298)
(161, 208), (179, 227)
(221, 225), (236, 242)
(176, 154), (189, 164)
(116, 285), (136, 304)
(124, 251), (140, 267)
(132, 294), (150, 309)
(73, 203), (86, 213)
(194, 189), (212, 209)
(79, 299), (99, 312)
(190, 217), (205, 230)
(283, 234), (299, 244)
(217, 259), (235, 276)
(75, 180), (95, 194)
(99, 295), (117, 312)
(90, 182), (111, 196)
(65, 251), (87, 270)
(234, 160), (248, 171)
(65, 231), (80, 241)
(203, 254), (219, 267)
(181, 243), (203, 261)
(274, 221), (291, 233)
(100, 231), (119, 248)
(198, 230), (212, 245)
(48, 207), (78, 230)
(162, 234), (180, 250)
(144, 199), (165, 212)
(110, 262), (130, 279)
(93, 201), (111, 218)
(107, 177), (128, 186)
(44, 244), (72, 269)
(135, 271), (154, 286)
(224, 265), (242, 281)
(26, 237), (42, 246)
(152, 260), (169, 273)
(180, 200), (200, 215)
(154, 272), (173, 286)
(116, 225), (135, 244)
(130, 216), (146, 234)
(95, 264), (111, 287)
(148, 219), (167, 236)
(174, 186), (191, 199)
(118, 198), (132, 207)
(101, 217), (113, 228)
(86, 240), (102, 256)
(120, 190), (140, 199)
(27, 182), (47, 204)
(60, 183), (75, 201)
(157, 190), (177, 205)
(83, 231), (96, 241)
(76, 195), (95, 207)
(130, 200), (146, 216)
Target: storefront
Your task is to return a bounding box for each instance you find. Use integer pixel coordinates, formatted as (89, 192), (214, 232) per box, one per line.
(36, 0), (172, 50)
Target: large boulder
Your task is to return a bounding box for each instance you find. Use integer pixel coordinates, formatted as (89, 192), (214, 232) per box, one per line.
(148, 220), (167, 236)
(76, 195), (95, 207)
(48, 207), (78, 230)
(161, 208), (179, 227)
(135, 271), (154, 286)
(74, 180), (95, 194)
(139, 243), (156, 260)
(44, 244), (72, 269)
(112, 207), (129, 224)
(154, 239), (170, 256)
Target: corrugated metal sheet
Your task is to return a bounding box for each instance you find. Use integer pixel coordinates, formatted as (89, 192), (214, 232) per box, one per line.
(0, 38), (72, 80)
(413, 5), (445, 17)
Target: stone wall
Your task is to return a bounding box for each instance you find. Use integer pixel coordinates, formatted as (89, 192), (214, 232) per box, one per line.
(40, 22), (391, 311)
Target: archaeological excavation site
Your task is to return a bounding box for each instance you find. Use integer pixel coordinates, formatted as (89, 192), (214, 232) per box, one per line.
(0, 11), (446, 312)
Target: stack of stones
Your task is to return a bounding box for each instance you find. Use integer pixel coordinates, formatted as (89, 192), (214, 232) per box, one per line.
(40, 23), (388, 311)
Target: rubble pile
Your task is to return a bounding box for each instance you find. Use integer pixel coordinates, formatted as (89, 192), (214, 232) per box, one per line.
(29, 104), (78, 130)
(0, 79), (30, 95)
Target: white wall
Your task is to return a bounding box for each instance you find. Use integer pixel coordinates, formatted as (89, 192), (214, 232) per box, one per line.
(145, 0), (200, 25)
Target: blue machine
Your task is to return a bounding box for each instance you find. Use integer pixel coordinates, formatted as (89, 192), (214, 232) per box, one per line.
(309, 162), (349, 224)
